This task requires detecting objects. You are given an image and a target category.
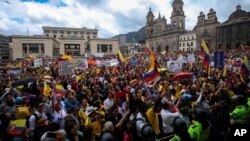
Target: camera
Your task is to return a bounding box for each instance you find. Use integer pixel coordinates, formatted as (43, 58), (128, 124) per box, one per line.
(135, 119), (155, 141)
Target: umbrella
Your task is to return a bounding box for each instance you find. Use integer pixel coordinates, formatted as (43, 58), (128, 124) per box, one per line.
(12, 77), (36, 87)
(172, 72), (193, 80)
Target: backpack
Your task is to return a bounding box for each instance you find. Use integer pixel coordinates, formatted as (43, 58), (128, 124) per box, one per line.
(26, 113), (39, 128)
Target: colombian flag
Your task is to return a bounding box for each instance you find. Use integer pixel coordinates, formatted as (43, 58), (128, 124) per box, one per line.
(43, 82), (52, 97)
(201, 39), (211, 75)
(143, 51), (160, 83)
(240, 56), (249, 77)
(54, 84), (66, 96)
(118, 49), (126, 65)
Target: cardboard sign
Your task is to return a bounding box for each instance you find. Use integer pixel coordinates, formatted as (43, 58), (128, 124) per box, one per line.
(58, 61), (74, 76)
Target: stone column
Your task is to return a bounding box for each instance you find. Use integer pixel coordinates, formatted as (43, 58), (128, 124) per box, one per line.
(39, 44), (41, 56)
(27, 44), (30, 55)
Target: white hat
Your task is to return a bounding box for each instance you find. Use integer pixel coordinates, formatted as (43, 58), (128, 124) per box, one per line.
(67, 85), (72, 90)
(181, 89), (186, 94)
(85, 106), (98, 116)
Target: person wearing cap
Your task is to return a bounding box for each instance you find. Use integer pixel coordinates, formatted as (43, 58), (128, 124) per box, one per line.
(84, 106), (99, 141)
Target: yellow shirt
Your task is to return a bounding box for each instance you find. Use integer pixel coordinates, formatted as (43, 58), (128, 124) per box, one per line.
(146, 108), (161, 135)
(16, 106), (30, 119)
(79, 107), (87, 126)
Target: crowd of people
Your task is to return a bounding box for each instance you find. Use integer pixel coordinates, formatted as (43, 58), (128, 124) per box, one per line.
(0, 48), (250, 141)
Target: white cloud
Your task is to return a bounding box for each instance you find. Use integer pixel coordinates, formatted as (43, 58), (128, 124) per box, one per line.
(0, 0), (250, 37)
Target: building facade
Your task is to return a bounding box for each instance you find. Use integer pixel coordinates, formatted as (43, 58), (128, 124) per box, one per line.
(179, 32), (196, 52)
(0, 34), (10, 63)
(42, 26), (98, 56)
(193, 8), (220, 50)
(85, 38), (118, 57)
(216, 5), (250, 49)
(11, 35), (59, 60)
(145, 0), (186, 52)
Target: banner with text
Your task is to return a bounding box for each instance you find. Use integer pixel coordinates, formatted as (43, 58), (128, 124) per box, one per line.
(214, 51), (224, 67)
(58, 61), (74, 76)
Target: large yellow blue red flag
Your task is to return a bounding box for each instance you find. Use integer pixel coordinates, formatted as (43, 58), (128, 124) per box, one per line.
(201, 38), (211, 75)
(143, 50), (160, 83)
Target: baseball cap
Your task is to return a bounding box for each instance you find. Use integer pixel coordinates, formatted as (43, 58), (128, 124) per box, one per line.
(85, 106), (98, 116)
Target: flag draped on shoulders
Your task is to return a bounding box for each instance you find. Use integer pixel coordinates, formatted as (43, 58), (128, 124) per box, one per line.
(201, 39), (211, 75)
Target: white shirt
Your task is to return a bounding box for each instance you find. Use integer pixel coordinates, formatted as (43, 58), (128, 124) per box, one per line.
(52, 109), (67, 128)
(104, 98), (114, 112)
(160, 109), (180, 134)
(29, 111), (47, 131)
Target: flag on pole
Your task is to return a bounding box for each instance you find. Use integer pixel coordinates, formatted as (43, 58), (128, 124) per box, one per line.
(43, 82), (52, 97)
(118, 49), (126, 65)
(143, 50), (160, 83)
(240, 56), (250, 77)
(201, 38), (211, 75)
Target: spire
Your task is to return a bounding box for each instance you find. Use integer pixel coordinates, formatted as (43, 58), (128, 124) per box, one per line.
(158, 13), (161, 19)
(147, 7), (154, 18)
(236, 5), (241, 10)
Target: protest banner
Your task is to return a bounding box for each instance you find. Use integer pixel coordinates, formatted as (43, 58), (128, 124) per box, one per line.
(33, 59), (43, 68)
(58, 61), (74, 76)
(167, 60), (184, 73)
(74, 59), (88, 69)
(214, 51), (224, 67)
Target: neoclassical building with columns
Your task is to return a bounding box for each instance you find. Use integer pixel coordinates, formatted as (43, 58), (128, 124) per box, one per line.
(10, 26), (118, 60)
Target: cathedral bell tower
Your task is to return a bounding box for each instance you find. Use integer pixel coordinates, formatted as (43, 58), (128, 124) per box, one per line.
(146, 7), (154, 38)
(171, 0), (185, 29)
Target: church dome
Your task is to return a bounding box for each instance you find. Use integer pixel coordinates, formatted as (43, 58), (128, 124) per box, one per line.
(228, 5), (249, 21)
(172, 0), (183, 4)
(147, 8), (154, 18)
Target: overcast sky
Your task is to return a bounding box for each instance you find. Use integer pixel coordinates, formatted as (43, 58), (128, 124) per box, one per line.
(0, 0), (250, 38)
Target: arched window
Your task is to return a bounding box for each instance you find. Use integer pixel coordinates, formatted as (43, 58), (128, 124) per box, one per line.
(173, 21), (176, 27)
(180, 21), (182, 27)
